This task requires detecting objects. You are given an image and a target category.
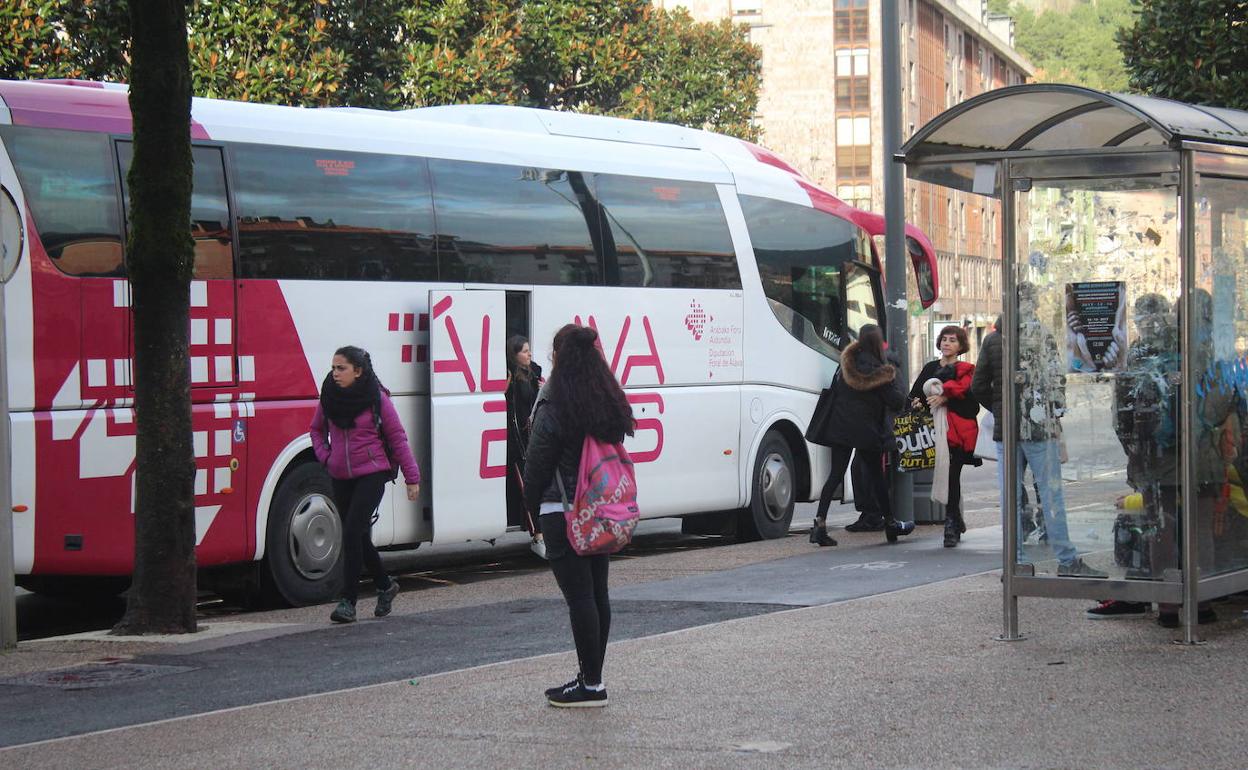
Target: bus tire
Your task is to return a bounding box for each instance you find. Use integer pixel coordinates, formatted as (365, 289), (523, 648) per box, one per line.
(738, 430), (796, 541)
(261, 463), (343, 607)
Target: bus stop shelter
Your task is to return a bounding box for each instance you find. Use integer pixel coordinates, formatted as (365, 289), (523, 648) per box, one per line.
(900, 84), (1248, 643)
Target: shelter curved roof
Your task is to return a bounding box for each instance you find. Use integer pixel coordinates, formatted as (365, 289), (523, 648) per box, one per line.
(900, 83), (1248, 160)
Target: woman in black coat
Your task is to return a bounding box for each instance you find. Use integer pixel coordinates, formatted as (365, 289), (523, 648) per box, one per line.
(505, 335), (545, 557)
(809, 324), (912, 546)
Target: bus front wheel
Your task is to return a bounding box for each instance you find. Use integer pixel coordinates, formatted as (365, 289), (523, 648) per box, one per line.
(738, 431), (795, 541)
(261, 463), (343, 607)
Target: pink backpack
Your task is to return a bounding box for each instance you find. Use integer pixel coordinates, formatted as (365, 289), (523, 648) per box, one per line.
(556, 434), (640, 556)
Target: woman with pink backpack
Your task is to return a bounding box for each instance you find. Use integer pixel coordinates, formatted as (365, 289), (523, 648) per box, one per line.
(524, 325), (636, 708)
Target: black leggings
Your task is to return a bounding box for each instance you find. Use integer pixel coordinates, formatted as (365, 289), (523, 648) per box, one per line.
(817, 445), (890, 522)
(947, 452), (966, 522)
(331, 472), (391, 602)
(540, 512), (611, 686)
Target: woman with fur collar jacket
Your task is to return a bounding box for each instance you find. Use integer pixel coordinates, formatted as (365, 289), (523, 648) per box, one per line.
(809, 324), (911, 546)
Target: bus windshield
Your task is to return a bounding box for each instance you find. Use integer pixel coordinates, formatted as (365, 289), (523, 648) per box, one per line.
(741, 194), (878, 357)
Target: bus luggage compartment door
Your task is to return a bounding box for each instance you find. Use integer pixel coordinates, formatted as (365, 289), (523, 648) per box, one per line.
(428, 289), (509, 543)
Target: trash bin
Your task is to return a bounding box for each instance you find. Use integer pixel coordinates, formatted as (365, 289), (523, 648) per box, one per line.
(909, 467), (945, 524)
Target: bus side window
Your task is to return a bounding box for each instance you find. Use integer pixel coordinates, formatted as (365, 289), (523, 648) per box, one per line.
(428, 160), (600, 286)
(188, 148), (232, 280)
(741, 194), (857, 357)
(115, 143), (234, 280)
(231, 144), (437, 282)
(0, 127), (125, 277)
(592, 174), (740, 289)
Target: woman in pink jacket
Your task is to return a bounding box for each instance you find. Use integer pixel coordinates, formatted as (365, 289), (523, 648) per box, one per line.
(310, 346), (421, 624)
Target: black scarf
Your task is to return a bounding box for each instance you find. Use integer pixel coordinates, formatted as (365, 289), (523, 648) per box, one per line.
(320, 371), (380, 429)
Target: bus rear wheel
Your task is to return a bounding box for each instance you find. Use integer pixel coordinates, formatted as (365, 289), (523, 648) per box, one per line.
(261, 463), (343, 607)
(738, 430), (795, 541)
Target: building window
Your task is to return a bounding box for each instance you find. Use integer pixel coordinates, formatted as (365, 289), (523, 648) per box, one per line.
(836, 144), (871, 179)
(732, 0), (762, 16)
(836, 116), (871, 146)
(836, 76), (870, 110)
(835, 47), (869, 77)
(837, 184), (872, 211)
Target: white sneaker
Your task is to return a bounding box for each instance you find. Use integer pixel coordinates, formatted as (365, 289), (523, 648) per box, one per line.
(530, 538), (548, 560)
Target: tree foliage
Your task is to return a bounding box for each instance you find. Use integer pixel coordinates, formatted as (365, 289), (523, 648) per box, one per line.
(0, 0), (762, 138)
(0, 0), (128, 80)
(623, 9), (761, 140)
(1117, 0), (1248, 109)
(1009, 0), (1134, 92)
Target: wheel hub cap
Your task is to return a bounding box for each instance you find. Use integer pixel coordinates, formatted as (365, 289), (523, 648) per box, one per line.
(759, 453), (793, 522)
(288, 493), (341, 579)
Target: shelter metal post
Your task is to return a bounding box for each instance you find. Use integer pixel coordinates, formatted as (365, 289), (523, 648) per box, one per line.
(1178, 150), (1201, 644)
(881, 0), (912, 522)
(998, 160), (1022, 641)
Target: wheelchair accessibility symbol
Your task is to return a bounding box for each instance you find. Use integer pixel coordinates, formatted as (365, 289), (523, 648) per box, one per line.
(827, 561), (906, 572)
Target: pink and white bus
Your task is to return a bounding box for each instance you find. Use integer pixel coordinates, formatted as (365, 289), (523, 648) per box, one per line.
(0, 80), (938, 605)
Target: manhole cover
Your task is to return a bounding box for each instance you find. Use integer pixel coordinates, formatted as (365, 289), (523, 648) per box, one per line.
(1, 663), (196, 690)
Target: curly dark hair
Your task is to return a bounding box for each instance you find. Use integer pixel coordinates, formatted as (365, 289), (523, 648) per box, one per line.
(547, 324), (635, 442)
(333, 344), (387, 393)
(937, 324), (969, 355)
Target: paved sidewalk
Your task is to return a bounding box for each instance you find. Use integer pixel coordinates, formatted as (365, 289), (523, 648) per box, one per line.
(3, 565), (1245, 769)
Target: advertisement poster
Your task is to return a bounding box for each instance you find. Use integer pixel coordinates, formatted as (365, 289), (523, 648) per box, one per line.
(894, 410), (937, 472)
(1066, 281), (1127, 373)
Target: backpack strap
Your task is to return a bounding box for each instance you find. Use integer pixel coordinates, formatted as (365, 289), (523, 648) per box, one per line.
(554, 469), (572, 513)
(372, 401), (398, 484)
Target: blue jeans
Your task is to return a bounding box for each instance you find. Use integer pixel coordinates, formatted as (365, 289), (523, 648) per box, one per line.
(996, 440), (1077, 565)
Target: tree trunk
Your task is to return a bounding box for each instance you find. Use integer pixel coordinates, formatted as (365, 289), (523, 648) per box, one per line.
(112, 0), (197, 635)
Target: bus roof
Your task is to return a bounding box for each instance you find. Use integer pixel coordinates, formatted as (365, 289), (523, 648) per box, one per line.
(0, 79), (938, 305)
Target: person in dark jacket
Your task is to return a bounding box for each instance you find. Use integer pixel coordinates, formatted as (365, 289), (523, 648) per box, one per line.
(975, 286), (1105, 578)
(845, 349), (904, 532)
(844, 453), (887, 531)
(971, 317), (1002, 443)
(310, 346), (421, 624)
(810, 324), (913, 546)
(524, 324), (635, 708)
(505, 335), (546, 558)
(910, 325), (979, 547)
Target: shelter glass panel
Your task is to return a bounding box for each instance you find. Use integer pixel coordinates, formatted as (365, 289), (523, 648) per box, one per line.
(1193, 171), (1248, 577)
(1014, 176), (1180, 580)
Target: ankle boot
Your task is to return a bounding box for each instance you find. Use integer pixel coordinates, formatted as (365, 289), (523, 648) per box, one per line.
(809, 518), (838, 547)
(943, 517), (959, 548)
(884, 517), (915, 543)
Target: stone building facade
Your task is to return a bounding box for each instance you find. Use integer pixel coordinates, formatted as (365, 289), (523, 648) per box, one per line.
(655, 0), (1034, 368)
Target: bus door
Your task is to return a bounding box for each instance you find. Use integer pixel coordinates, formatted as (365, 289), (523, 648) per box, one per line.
(113, 143), (248, 561)
(428, 289), (509, 543)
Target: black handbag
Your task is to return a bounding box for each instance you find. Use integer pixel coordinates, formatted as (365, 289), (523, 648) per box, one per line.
(805, 371), (840, 446)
